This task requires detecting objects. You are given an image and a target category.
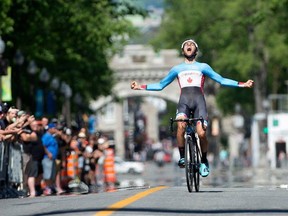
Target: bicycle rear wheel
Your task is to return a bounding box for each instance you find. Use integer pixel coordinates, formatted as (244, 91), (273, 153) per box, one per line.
(193, 138), (200, 192)
(185, 136), (193, 192)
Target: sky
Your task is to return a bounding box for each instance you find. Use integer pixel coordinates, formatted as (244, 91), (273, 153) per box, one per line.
(126, 0), (164, 44)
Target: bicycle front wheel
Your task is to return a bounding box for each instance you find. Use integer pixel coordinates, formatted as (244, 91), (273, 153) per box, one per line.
(185, 136), (193, 193)
(193, 137), (200, 192)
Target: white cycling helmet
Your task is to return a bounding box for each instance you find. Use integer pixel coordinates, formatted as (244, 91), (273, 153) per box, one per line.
(181, 39), (199, 50)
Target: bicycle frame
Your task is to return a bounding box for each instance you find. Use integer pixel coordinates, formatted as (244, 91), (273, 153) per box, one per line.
(170, 117), (203, 192)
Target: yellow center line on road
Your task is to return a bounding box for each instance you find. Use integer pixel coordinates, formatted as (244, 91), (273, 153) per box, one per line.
(95, 186), (168, 216)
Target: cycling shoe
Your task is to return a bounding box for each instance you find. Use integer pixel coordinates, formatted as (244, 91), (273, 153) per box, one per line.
(178, 158), (185, 168)
(199, 162), (210, 177)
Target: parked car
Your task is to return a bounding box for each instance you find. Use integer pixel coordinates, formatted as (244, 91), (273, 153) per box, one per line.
(114, 157), (145, 174)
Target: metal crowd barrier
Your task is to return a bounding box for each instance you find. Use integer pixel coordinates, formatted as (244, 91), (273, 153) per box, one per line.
(0, 142), (6, 182)
(0, 141), (25, 199)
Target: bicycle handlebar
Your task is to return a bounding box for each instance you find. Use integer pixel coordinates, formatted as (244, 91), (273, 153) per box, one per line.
(169, 117), (204, 132)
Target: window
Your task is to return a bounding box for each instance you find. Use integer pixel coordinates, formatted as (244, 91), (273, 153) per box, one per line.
(132, 55), (146, 63)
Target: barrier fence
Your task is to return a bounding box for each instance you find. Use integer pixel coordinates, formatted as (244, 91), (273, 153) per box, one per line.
(0, 141), (24, 199)
(0, 140), (117, 198)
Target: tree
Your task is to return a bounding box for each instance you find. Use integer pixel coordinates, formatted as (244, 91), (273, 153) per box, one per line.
(0, 0), (13, 35)
(0, 0), (145, 114)
(150, 0), (288, 115)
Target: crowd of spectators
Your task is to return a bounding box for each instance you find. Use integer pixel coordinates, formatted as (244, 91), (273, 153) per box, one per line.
(0, 103), (112, 198)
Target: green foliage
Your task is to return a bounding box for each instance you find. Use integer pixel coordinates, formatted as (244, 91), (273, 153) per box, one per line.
(217, 87), (255, 115)
(0, 0), (145, 113)
(0, 0), (13, 35)
(159, 100), (176, 127)
(151, 0), (288, 115)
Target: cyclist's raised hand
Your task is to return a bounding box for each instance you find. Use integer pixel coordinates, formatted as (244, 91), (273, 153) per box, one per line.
(243, 79), (254, 88)
(131, 81), (140, 90)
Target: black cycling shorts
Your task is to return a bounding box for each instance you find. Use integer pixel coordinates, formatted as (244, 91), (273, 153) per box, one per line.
(176, 87), (208, 125)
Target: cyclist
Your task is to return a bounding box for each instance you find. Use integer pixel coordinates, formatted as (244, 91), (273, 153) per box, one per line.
(131, 39), (254, 177)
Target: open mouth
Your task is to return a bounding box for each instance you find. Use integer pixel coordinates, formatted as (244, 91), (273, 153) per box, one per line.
(187, 48), (192, 51)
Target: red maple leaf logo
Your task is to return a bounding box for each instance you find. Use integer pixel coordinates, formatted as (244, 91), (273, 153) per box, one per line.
(187, 77), (193, 83)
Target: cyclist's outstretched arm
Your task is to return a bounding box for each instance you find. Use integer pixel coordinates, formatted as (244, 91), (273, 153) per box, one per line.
(131, 81), (146, 90)
(130, 69), (178, 91)
(202, 63), (254, 88)
(240, 79), (254, 88)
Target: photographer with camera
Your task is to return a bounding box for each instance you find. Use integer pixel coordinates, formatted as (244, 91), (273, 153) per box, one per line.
(0, 105), (38, 197)
(0, 107), (24, 140)
(21, 120), (45, 197)
(16, 112), (42, 197)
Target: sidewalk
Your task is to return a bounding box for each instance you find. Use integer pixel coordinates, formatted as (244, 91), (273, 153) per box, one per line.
(202, 166), (288, 188)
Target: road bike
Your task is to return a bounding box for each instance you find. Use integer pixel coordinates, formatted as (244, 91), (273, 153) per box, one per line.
(170, 117), (203, 192)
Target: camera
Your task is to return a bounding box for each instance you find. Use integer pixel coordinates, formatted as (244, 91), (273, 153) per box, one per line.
(21, 129), (32, 134)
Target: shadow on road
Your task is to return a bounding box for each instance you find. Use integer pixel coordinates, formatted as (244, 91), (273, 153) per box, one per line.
(31, 207), (288, 216)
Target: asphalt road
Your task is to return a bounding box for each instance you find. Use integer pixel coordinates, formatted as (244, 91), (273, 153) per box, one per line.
(1, 162), (287, 216)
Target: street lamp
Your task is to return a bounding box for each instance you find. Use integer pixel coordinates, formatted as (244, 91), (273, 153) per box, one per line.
(50, 77), (60, 90)
(60, 82), (72, 126)
(73, 93), (82, 106)
(0, 37), (5, 55)
(73, 93), (83, 130)
(48, 77), (60, 116)
(14, 49), (24, 108)
(39, 67), (50, 83)
(27, 60), (37, 75)
(27, 60), (38, 112)
(14, 49), (24, 65)
(0, 37), (5, 103)
(39, 68), (50, 116)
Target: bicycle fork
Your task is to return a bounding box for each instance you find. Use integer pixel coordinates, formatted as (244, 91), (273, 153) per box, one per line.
(192, 135), (201, 172)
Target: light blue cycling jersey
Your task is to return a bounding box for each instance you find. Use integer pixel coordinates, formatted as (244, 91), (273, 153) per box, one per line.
(143, 61), (243, 91)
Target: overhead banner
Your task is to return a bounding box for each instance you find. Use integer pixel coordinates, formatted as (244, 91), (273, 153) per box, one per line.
(1, 66), (12, 101)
